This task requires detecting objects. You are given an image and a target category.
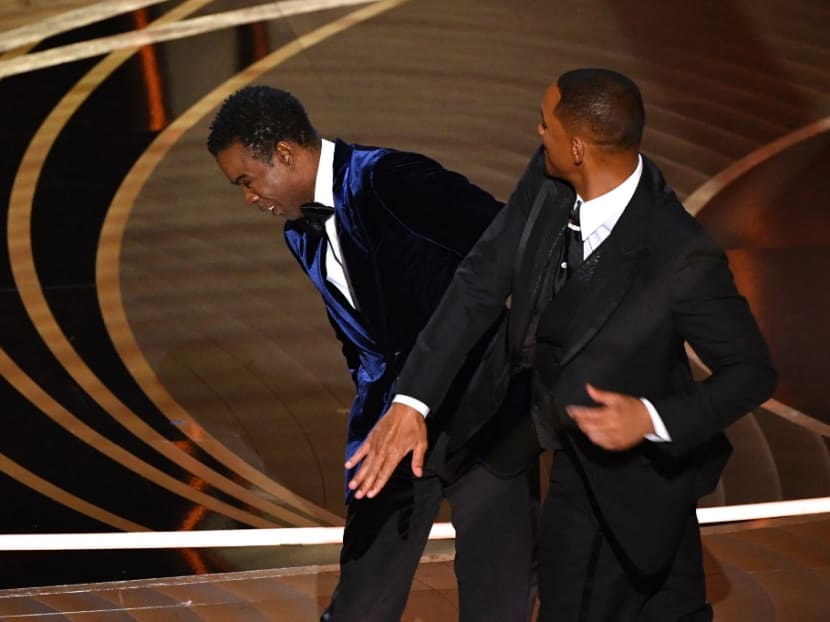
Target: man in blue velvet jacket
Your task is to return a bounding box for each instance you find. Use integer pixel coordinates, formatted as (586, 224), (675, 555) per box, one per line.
(207, 85), (538, 622)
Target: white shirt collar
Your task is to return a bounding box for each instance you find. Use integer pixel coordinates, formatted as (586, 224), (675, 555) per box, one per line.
(577, 154), (642, 239)
(313, 138), (336, 207)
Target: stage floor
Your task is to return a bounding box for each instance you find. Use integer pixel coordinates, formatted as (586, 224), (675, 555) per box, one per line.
(1, 515), (829, 620)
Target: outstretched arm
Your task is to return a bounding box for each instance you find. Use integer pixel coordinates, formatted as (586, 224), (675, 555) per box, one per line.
(346, 403), (428, 498)
(347, 150), (549, 498)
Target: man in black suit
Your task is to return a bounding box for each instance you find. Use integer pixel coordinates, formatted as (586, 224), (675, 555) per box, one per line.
(347, 68), (777, 621)
(208, 86), (538, 621)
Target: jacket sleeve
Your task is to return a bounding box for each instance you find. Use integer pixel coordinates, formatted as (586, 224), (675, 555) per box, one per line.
(368, 150), (503, 256)
(394, 150), (547, 409)
(652, 230), (777, 454)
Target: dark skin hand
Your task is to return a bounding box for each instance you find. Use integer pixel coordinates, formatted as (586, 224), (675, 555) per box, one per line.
(345, 403), (428, 499)
(346, 383), (655, 498)
(567, 383), (655, 450)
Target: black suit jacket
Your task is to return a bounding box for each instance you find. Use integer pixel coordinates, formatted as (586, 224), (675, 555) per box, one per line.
(397, 148), (777, 574)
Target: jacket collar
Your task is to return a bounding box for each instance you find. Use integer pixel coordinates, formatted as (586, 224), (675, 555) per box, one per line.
(554, 158), (658, 367)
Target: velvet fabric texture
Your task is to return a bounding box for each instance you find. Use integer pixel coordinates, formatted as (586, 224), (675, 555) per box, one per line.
(284, 140), (503, 497)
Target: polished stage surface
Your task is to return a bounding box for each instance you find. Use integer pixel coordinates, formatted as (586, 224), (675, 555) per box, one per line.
(0, 0), (829, 620)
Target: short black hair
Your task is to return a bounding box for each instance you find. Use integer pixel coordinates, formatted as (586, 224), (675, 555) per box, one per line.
(555, 68), (645, 150)
(207, 85), (319, 162)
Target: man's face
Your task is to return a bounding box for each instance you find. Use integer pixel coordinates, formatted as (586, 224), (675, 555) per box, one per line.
(215, 141), (308, 221)
(537, 84), (573, 179)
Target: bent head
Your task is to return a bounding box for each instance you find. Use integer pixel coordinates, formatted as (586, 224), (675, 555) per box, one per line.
(208, 85), (320, 221)
(537, 68), (644, 182)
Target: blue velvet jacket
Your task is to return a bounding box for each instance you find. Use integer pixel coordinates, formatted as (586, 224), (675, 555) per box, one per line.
(284, 140), (502, 495)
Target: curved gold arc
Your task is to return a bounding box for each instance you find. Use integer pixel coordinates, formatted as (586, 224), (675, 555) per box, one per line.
(0, 42), (36, 61)
(682, 118), (830, 444)
(0, 0), (381, 79)
(684, 116), (830, 216)
(0, 347), (272, 528)
(99, 0), (411, 525)
(0, 451), (147, 533)
(0, 0), (168, 52)
(6, 0), (300, 529)
(686, 345), (830, 438)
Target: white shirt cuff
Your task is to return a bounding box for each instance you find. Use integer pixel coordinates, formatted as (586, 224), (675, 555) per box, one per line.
(641, 397), (671, 442)
(392, 394), (430, 418)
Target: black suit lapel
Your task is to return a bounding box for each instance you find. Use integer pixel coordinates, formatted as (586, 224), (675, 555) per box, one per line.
(556, 173), (653, 368)
(509, 179), (573, 351)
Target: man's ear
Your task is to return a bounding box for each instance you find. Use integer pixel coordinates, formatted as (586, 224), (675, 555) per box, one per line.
(276, 141), (294, 168)
(571, 136), (585, 165)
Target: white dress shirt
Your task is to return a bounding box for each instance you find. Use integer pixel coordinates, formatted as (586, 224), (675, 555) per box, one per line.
(393, 154), (671, 442)
(313, 139), (355, 308)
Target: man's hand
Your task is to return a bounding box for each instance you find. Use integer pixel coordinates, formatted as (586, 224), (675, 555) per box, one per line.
(345, 403), (428, 499)
(566, 384), (654, 451)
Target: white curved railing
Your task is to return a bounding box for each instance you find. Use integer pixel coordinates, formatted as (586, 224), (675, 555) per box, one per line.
(0, 495), (829, 551)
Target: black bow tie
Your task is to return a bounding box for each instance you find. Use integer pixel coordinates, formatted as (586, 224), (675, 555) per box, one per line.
(299, 202), (335, 234)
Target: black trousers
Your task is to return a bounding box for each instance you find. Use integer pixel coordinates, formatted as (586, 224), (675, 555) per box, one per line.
(321, 440), (538, 622)
(538, 450), (713, 622)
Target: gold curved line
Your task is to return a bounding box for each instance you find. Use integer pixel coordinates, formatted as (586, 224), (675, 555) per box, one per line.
(99, 0), (411, 525)
(684, 116), (830, 216)
(686, 345), (830, 437)
(0, 452), (147, 532)
(0, 0), (381, 79)
(0, 0), (169, 52)
(6, 0), (305, 529)
(682, 119), (830, 437)
(760, 399), (830, 439)
(5, 0), (406, 530)
(0, 41), (37, 61)
(0, 347), (273, 528)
